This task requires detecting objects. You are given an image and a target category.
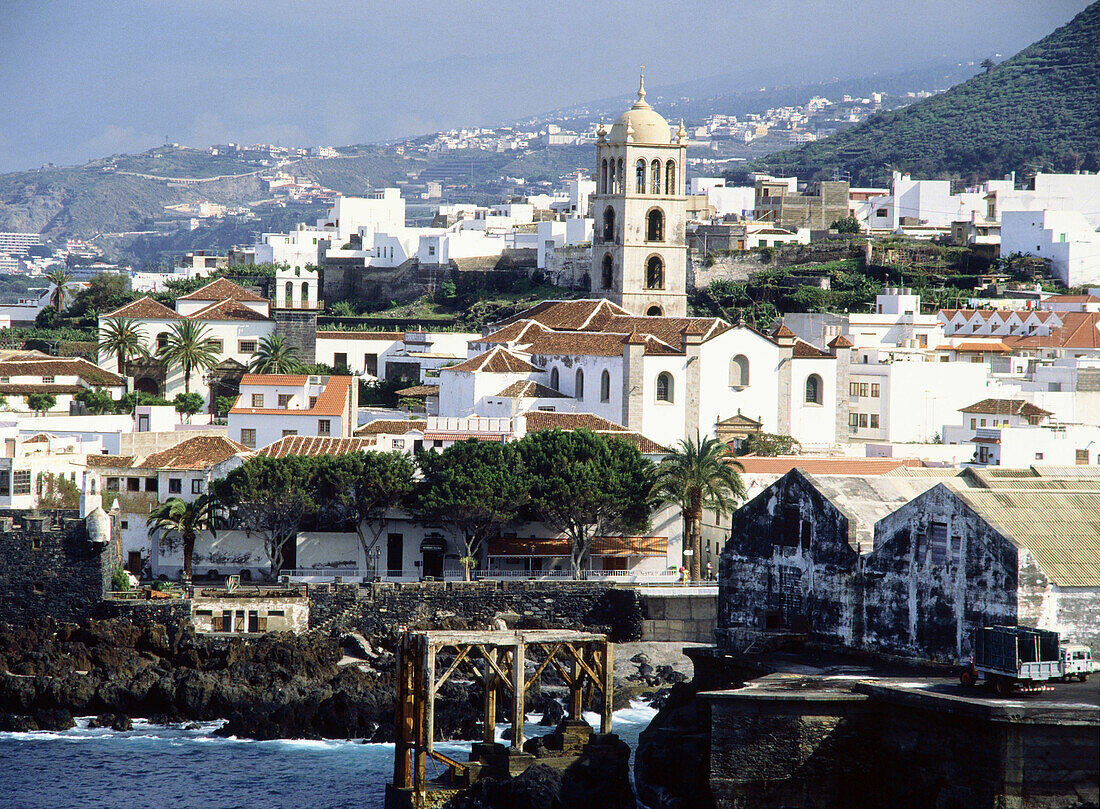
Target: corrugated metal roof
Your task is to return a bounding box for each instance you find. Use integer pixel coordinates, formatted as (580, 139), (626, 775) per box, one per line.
(945, 485), (1100, 588)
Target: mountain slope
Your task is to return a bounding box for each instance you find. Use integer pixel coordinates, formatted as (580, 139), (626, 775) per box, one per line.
(747, 2), (1100, 185)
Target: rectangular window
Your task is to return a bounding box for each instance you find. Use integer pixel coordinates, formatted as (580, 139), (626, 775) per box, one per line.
(364, 353), (378, 376)
(858, 383), (869, 397)
(929, 522), (948, 566)
(970, 418), (976, 429)
(277, 394), (292, 408)
(317, 419), (330, 436)
(168, 478), (182, 494)
(869, 414), (879, 429)
(1035, 452), (1044, 460)
(858, 413), (868, 428)
(334, 352), (348, 371)
(210, 339), (224, 352)
(392, 439), (405, 449)
(1076, 449), (1089, 464)
(12, 470), (31, 495)
(126, 477), (139, 492)
(309, 396), (318, 408)
(848, 413), (859, 431)
(191, 479), (202, 494)
(980, 419), (986, 427)
(251, 393), (264, 408)
(240, 429), (256, 448)
(917, 334), (927, 348)
(282, 429), (298, 437)
(145, 477), (158, 492)
(239, 340), (257, 353)
(42, 376), (54, 384)
(106, 477), (120, 492)
(849, 381), (859, 397)
(0, 470), (9, 495)
(870, 383), (880, 398)
(428, 245), (436, 256)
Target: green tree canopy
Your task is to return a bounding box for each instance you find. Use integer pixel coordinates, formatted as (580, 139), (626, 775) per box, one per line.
(147, 494), (216, 582)
(71, 272), (132, 318)
(735, 432), (801, 457)
(38, 472), (80, 510)
(215, 456), (317, 578)
(655, 433), (746, 580)
(247, 333), (303, 374)
(173, 392), (205, 421)
(412, 440), (526, 580)
(75, 387), (117, 415)
(156, 319), (220, 394)
(45, 266), (75, 313)
(515, 429), (655, 578)
(26, 392), (56, 415)
(98, 316), (149, 381)
(312, 451), (417, 574)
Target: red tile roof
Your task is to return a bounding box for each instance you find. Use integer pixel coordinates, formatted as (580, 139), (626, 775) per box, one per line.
(792, 340), (833, 359)
(1042, 294), (1100, 304)
(445, 347), (539, 373)
(1005, 313), (1100, 350)
(355, 419), (427, 436)
(179, 278), (267, 302)
(521, 411), (665, 453)
(828, 334), (854, 349)
(239, 374), (310, 386)
(943, 341), (1012, 352)
(103, 296), (181, 320)
(0, 358), (124, 387)
(395, 384), (440, 397)
(495, 380), (569, 399)
(733, 455), (925, 475)
(475, 320), (553, 346)
(186, 299), (270, 322)
(959, 398), (1053, 417)
(488, 535), (666, 558)
(256, 435), (374, 458)
(0, 383), (83, 395)
(86, 455), (136, 469)
(491, 299), (630, 332)
(138, 435), (249, 470)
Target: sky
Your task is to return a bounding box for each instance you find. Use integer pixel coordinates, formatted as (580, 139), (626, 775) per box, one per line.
(0, 0), (1091, 174)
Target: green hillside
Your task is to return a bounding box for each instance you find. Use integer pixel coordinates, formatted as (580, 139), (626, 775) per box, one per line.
(745, 2), (1100, 185)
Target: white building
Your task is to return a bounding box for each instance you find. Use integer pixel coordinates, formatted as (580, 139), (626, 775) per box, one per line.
(0, 356), (125, 414)
(228, 374), (357, 450)
(688, 178), (757, 220)
(1000, 209), (1100, 287)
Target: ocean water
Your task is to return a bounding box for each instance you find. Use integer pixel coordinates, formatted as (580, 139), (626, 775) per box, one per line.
(0, 703), (658, 809)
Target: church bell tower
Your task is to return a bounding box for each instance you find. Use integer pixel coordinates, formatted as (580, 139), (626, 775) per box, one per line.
(591, 68), (688, 317)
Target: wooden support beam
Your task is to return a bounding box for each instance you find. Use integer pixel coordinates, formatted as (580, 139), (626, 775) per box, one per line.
(412, 636), (427, 793)
(511, 641), (526, 750)
(524, 643), (561, 693)
(601, 642), (614, 734)
(393, 634), (414, 788)
(433, 644), (471, 693)
(549, 654), (574, 688)
(566, 642), (604, 692)
(569, 651), (583, 719)
(483, 646), (514, 690)
(425, 642), (437, 754)
(483, 647), (498, 744)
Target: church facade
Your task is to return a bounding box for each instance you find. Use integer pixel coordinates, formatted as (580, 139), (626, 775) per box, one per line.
(591, 71), (689, 318)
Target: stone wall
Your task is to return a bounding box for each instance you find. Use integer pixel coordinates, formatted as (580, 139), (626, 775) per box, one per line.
(688, 240), (864, 291)
(273, 309), (318, 365)
(308, 581), (643, 641)
(640, 593), (717, 642)
(96, 598), (191, 625)
(544, 246), (592, 290)
(0, 510), (110, 626)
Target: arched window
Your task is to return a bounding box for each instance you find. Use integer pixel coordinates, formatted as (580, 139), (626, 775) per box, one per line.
(600, 370), (611, 402)
(651, 159), (661, 194)
(156, 331), (169, 350)
(645, 255), (664, 290)
(301, 282), (309, 306)
(730, 355), (750, 387)
(601, 254), (613, 290)
(805, 374), (822, 405)
(635, 160), (646, 194)
(550, 367), (559, 391)
(284, 281), (293, 304)
(656, 372), (673, 403)
(616, 159), (624, 193)
(646, 305), (663, 316)
(603, 207), (615, 242)
(665, 160), (676, 195)
(646, 208), (664, 242)
(575, 369), (584, 401)
(601, 158), (608, 193)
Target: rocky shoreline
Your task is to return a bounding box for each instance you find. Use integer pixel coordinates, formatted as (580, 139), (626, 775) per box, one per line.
(0, 617), (684, 742)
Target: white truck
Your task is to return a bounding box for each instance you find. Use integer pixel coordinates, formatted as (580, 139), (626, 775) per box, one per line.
(959, 625), (1091, 694)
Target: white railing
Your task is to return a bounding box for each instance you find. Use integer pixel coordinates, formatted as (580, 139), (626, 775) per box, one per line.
(281, 568), (687, 585)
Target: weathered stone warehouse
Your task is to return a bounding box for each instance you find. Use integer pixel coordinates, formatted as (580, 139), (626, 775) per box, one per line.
(718, 466), (1100, 660)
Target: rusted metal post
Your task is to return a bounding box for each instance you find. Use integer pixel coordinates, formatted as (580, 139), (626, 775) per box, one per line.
(601, 641), (614, 734)
(511, 640), (525, 749)
(483, 647), (498, 743)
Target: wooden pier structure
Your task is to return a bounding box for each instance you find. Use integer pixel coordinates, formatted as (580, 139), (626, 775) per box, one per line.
(387, 629), (613, 807)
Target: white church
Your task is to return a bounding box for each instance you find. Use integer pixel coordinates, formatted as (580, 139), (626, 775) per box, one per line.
(431, 75), (848, 450)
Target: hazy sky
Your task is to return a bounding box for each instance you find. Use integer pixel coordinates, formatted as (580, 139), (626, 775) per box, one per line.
(0, 0), (1090, 174)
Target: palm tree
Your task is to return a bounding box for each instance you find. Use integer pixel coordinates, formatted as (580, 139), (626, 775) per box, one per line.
(157, 320), (220, 394)
(98, 317), (149, 391)
(147, 494), (216, 583)
(656, 432), (746, 582)
(248, 333), (302, 374)
(45, 266), (74, 313)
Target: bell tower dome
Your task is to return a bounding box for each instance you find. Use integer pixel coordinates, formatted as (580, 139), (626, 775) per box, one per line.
(591, 68), (688, 317)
